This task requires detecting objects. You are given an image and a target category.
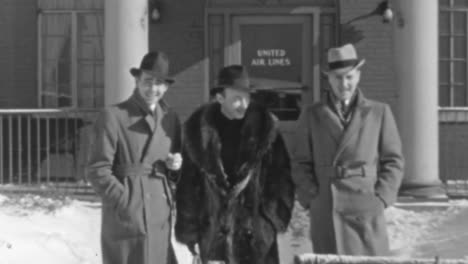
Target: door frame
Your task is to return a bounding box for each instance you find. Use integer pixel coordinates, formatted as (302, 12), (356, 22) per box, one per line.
(230, 15), (312, 101)
(205, 7), (322, 102)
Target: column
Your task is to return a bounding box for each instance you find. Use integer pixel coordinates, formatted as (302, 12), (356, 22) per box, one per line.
(104, 0), (148, 105)
(393, 0), (445, 197)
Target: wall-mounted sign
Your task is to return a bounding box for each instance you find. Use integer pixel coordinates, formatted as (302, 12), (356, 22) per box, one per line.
(240, 24), (301, 82)
(251, 49), (291, 67)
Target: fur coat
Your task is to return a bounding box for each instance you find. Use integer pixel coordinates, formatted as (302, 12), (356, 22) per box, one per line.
(175, 102), (295, 264)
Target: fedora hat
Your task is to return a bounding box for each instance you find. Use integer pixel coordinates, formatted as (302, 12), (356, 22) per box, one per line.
(210, 65), (255, 96)
(323, 43), (365, 75)
(130, 51), (175, 84)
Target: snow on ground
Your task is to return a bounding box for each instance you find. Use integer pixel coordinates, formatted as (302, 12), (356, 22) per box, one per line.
(0, 194), (101, 264)
(0, 194), (467, 264)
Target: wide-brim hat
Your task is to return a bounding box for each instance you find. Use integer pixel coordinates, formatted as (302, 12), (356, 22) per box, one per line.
(130, 51), (175, 84)
(210, 65), (255, 96)
(322, 43), (365, 75)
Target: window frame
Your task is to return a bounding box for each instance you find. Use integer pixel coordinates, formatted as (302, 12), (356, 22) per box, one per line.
(439, 1), (468, 108)
(205, 6), (338, 105)
(37, 9), (103, 109)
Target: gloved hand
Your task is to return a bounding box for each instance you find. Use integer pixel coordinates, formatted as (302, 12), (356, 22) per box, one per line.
(166, 152), (182, 171)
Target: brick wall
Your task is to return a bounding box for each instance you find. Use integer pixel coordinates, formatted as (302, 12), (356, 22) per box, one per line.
(0, 0), (37, 108)
(0, 0), (15, 107)
(149, 0), (206, 120)
(440, 123), (468, 182)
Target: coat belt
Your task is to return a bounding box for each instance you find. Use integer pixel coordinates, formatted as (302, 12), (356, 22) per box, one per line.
(317, 165), (377, 179)
(113, 162), (167, 179)
(113, 162), (174, 206)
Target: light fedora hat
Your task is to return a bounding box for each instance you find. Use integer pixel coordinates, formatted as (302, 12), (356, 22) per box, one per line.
(323, 43), (366, 75)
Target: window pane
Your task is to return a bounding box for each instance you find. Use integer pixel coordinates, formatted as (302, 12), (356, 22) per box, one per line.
(454, 12), (466, 35)
(454, 61), (467, 83)
(77, 62), (103, 107)
(454, 0), (468, 7)
(440, 12), (450, 35)
(440, 0), (450, 6)
(77, 12), (104, 107)
(41, 13), (72, 108)
(454, 36), (467, 58)
(454, 85), (467, 106)
(439, 85), (451, 106)
(77, 13), (103, 59)
(440, 36), (450, 58)
(440, 60), (450, 84)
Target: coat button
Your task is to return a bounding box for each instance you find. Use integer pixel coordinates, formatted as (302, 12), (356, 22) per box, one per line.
(146, 193), (151, 199)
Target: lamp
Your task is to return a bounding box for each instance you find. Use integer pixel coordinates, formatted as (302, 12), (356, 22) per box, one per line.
(344, 0), (393, 24)
(149, 0), (163, 23)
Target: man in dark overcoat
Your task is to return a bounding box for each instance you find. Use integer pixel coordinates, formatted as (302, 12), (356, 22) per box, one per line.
(175, 65), (295, 264)
(88, 51), (182, 264)
(292, 44), (404, 256)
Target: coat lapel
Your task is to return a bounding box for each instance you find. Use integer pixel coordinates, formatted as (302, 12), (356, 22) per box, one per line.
(316, 102), (343, 146)
(129, 90), (157, 134)
(333, 91), (371, 164)
(144, 114), (156, 133)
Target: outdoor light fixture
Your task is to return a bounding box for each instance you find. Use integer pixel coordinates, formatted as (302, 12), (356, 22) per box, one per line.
(345, 0), (393, 24)
(149, 0), (163, 23)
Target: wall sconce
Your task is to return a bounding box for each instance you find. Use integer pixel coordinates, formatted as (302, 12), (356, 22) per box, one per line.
(344, 0), (393, 24)
(149, 0), (163, 23)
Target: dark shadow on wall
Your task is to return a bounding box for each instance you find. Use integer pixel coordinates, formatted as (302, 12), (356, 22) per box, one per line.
(149, 0), (205, 77)
(339, 23), (365, 45)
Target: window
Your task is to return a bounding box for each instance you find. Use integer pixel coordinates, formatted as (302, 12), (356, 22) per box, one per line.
(38, 10), (104, 108)
(439, 0), (468, 107)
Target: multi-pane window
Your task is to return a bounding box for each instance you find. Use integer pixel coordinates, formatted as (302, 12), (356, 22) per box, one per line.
(39, 10), (104, 108)
(439, 0), (468, 107)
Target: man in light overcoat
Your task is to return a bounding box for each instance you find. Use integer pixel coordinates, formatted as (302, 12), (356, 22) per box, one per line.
(292, 43), (404, 256)
(88, 51), (182, 264)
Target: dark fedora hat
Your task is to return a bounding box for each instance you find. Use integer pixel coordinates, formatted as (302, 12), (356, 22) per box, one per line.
(322, 43), (365, 75)
(210, 65), (254, 96)
(130, 51), (175, 84)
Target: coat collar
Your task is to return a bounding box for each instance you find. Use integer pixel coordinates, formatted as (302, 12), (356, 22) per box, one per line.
(316, 89), (372, 164)
(128, 89), (169, 133)
(184, 102), (277, 190)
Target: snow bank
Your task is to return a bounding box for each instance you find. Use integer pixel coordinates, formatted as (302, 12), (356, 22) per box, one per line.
(0, 194), (101, 264)
(0, 194), (467, 264)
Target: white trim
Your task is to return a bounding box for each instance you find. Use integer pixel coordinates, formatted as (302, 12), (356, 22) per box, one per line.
(40, 10), (101, 14)
(439, 107), (468, 111)
(37, 13), (43, 107)
(71, 11), (78, 107)
(207, 7), (333, 14)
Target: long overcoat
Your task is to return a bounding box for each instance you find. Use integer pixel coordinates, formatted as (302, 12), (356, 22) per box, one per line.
(87, 91), (181, 264)
(175, 102), (295, 264)
(292, 90), (404, 256)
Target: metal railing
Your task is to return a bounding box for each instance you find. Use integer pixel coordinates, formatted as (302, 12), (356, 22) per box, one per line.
(0, 108), (98, 196)
(0, 107), (467, 198)
(439, 108), (468, 198)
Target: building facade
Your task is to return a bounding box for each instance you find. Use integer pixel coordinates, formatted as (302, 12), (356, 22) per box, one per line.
(0, 0), (466, 197)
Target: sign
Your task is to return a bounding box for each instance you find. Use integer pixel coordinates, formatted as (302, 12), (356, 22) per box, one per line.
(251, 49), (291, 67)
(240, 24), (301, 82)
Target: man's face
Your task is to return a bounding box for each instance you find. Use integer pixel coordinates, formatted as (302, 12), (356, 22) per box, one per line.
(135, 71), (169, 106)
(216, 88), (251, 120)
(328, 68), (361, 101)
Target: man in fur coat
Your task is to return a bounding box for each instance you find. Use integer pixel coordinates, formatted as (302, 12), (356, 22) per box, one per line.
(175, 65), (295, 264)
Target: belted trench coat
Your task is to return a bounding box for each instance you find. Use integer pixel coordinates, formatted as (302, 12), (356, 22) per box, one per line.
(292, 90), (404, 256)
(88, 91), (181, 264)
